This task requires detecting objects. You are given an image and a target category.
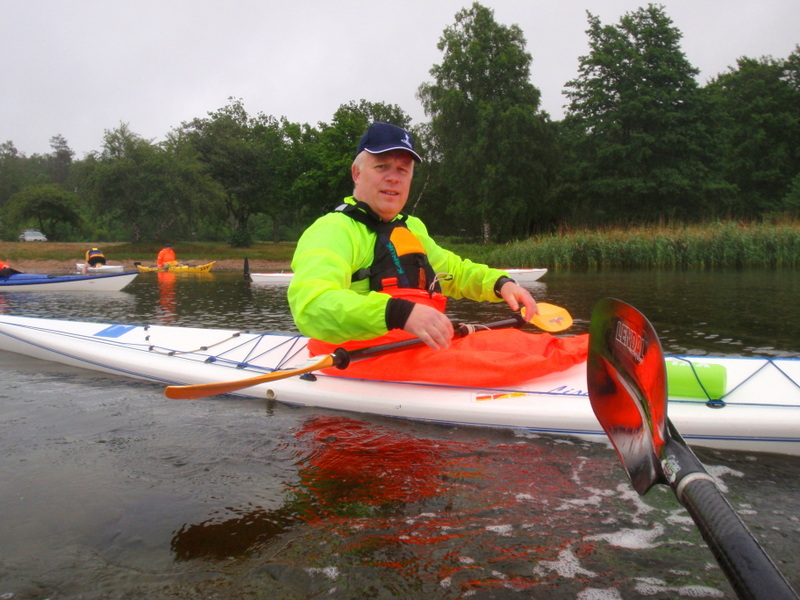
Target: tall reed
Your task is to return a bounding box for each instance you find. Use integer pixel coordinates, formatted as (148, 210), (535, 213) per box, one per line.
(483, 221), (800, 269)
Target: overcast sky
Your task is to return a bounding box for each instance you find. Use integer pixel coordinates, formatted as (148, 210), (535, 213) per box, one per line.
(2, 0), (798, 158)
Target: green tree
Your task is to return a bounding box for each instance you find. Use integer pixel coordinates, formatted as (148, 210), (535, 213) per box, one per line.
(253, 117), (300, 243)
(282, 120), (322, 238)
(80, 124), (216, 242)
(418, 2), (556, 242)
(6, 183), (81, 239)
(48, 134), (74, 185)
(290, 100), (412, 229)
(784, 172), (800, 216)
(705, 47), (800, 217)
(0, 142), (25, 235)
(1, 139), (81, 239)
(561, 4), (729, 225)
(179, 99), (295, 246)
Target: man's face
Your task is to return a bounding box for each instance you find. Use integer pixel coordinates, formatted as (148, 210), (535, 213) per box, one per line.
(352, 150), (415, 221)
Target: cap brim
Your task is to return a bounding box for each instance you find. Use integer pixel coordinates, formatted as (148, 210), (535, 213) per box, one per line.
(364, 145), (422, 163)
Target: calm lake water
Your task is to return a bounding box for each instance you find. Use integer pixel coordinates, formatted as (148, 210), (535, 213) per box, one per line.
(1, 269), (798, 599)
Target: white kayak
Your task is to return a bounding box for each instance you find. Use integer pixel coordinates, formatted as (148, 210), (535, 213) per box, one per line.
(249, 268), (548, 285)
(75, 263), (125, 273)
(0, 271), (138, 292)
(250, 272), (293, 284)
(502, 268), (547, 283)
(0, 314), (797, 456)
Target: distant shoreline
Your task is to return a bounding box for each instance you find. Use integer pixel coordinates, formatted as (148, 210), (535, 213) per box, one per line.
(7, 258), (291, 274)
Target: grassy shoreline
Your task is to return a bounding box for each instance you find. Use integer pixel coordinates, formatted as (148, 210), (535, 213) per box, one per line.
(457, 221), (800, 269)
(0, 241), (296, 273)
(3, 221), (799, 272)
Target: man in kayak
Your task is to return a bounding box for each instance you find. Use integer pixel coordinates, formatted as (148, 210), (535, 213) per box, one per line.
(288, 122), (587, 386)
(288, 121), (537, 351)
(157, 244), (177, 269)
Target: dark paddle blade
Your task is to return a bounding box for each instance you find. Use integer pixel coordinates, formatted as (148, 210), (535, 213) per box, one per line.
(587, 297), (799, 600)
(586, 297), (668, 494)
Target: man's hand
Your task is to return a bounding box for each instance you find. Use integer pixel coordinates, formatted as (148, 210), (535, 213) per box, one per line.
(403, 303), (455, 350)
(499, 281), (538, 321)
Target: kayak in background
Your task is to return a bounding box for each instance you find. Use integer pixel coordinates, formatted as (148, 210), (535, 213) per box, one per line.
(502, 268), (547, 283)
(250, 272), (293, 284)
(0, 272), (138, 292)
(75, 263), (125, 273)
(135, 261), (216, 273)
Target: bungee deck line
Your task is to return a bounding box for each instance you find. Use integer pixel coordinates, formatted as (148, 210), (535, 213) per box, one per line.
(5, 319), (311, 375)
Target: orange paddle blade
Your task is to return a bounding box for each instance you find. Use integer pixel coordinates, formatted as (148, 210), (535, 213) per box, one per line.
(530, 302), (573, 332)
(164, 354), (335, 400)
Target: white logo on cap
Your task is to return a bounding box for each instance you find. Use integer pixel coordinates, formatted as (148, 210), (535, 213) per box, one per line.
(401, 133), (411, 147)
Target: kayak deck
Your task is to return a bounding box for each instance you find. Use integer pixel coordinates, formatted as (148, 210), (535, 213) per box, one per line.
(0, 314), (798, 455)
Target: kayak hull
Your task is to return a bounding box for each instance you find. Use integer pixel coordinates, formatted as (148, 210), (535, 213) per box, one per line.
(0, 314), (797, 455)
(0, 272), (138, 292)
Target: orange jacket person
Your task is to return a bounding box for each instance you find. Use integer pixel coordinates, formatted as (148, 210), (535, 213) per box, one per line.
(156, 244), (177, 269)
(1, 260), (22, 277)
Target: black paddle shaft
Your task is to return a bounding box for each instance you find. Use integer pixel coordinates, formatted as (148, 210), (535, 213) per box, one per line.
(588, 298), (798, 600)
(682, 477), (798, 600)
(331, 315), (526, 369)
(663, 429), (798, 600)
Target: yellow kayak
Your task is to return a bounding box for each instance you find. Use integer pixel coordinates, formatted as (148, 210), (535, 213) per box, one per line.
(134, 261), (216, 273)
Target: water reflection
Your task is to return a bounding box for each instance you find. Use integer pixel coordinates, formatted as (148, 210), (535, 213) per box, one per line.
(169, 415), (741, 597)
(272, 418), (573, 596)
(171, 415), (450, 560)
(156, 271), (177, 322)
(2, 269), (799, 598)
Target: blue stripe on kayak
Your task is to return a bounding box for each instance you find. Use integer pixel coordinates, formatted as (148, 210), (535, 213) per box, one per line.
(95, 324), (137, 338)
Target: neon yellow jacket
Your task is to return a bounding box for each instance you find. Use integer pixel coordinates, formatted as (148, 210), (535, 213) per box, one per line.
(288, 197), (508, 343)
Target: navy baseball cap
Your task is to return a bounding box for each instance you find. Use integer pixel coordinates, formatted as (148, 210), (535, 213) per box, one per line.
(356, 122), (422, 162)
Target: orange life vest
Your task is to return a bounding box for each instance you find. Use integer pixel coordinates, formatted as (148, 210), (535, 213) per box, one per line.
(306, 204), (589, 386)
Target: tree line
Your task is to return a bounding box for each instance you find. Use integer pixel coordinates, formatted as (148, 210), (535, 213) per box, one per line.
(1, 3), (798, 246)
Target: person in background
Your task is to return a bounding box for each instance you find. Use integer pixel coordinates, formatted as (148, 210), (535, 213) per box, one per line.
(157, 244), (177, 269)
(85, 247), (106, 267)
(82, 247), (106, 274)
(0, 260), (22, 278)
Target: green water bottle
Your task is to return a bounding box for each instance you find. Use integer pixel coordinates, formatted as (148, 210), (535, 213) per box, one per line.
(665, 359), (727, 400)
